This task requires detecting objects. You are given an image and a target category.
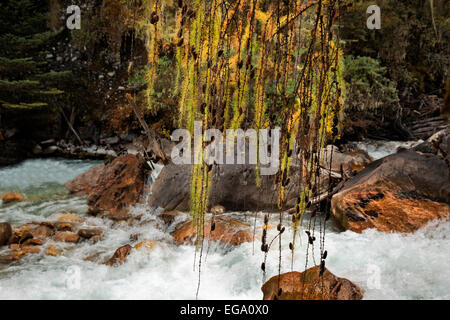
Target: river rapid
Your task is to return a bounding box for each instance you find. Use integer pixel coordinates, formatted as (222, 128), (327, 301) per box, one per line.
(0, 141), (448, 300)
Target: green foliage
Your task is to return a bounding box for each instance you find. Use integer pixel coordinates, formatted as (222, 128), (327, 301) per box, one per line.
(340, 0), (450, 100)
(0, 0), (71, 112)
(343, 55), (399, 113)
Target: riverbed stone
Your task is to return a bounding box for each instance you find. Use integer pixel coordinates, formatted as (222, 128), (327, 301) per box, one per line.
(78, 228), (104, 239)
(172, 216), (253, 246)
(0, 222), (12, 246)
(53, 232), (80, 243)
(105, 244), (133, 266)
(331, 129), (450, 233)
(262, 266), (363, 300)
(0, 192), (24, 204)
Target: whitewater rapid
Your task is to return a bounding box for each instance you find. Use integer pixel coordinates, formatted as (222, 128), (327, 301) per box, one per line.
(0, 154), (448, 300)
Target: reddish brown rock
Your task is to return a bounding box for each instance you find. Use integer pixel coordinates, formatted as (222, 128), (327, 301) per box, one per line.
(54, 222), (73, 232)
(262, 266), (363, 300)
(30, 225), (54, 239)
(64, 164), (106, 195)
(0, 192), (24, 204)
(172, 216), (253, 246)
(22, 238), (44, 246)
(331, 134), (450, 233)
(78, 228), (103, 239)
(0, 222), (12, 246)
(65, 154), (147, 217)
(53, 232), (80, 243)
(45, 246), (62, 257)
(105, 244), (132, 266)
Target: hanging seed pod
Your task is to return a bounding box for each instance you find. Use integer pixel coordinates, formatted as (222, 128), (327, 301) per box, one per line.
(245, 55), (252, 68)
(277, 223), (282, 231)
(332, 127), (339, 137)
(264, 215), (269, 225)
(217, 49), (223, 58)
(280, 227), (285, 234)
(289, 242), (293, 250)
(278, 288), (283, 296)
(207, 164), (213, 172)
(322, 250), (328, 260)
(250, 68), (255, 79)
(211, 222), (216, 231)
(261, 262), (265, 272)
(261, 244), (268, 252)
(319, 260), (325, 276)
(150, 12), (159, 25)
(191, 49), (198, 60)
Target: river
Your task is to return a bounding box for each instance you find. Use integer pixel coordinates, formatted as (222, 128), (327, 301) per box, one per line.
(0, 141), (448, 300)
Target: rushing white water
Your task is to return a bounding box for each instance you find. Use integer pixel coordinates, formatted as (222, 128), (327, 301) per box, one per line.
(0, 157), (449, 300)
(351, 139), (423, 160)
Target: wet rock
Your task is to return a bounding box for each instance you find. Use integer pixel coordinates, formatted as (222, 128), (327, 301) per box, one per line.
(262, 266), (363, 300)
(45, 246), (62, 257)
(172, 216), (253, 246)
(157, 210), (182, 225)
(50, 213), (83, 224)
(55, 222), (73, 232)
(66, 154), (147, 217)
(0, 222), (12, 246)
(331, 130), (450, 233)
(78, 228), (103, 239)
(91, 235), (103, 244)
(0, 192), (24, 204)
(30, 225), (54, 239)
(210, 205), (226, 214)
(17, 246), (41, 256)
(53, 232), (80, 243)
(22, 238), (44, 246)
(133, 240), (159, 251)
(64, 165), (106, 195)
(149, 163), (333, 212)
(9, 243), (20, 250)
(105, 244), (132, 266)
(320, 145), (373, 175)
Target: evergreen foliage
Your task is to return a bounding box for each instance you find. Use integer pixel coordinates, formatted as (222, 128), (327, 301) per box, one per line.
(0, 0), (71, 111)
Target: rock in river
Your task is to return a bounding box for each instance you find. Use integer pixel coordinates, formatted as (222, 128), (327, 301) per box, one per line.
(0, 222), (12, 246)
(65, 154), (149, 216)
(331, 129), (450, 233)
(262, 266), (363, 300)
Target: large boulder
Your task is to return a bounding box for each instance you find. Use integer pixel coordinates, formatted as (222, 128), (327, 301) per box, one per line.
(172, 216), (253, 246)
(331, 129), (450, 233)
(262, 266), (363, 300)
(0, 222), (12, 246)
(149, 163), (332, 212)
(65, 154), (149, 216)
